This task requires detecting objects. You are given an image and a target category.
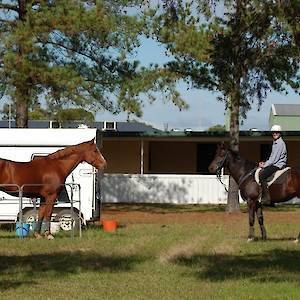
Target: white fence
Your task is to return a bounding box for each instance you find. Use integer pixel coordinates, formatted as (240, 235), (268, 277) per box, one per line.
(101, 174), (300, 205)
(101, 174), (230, 204)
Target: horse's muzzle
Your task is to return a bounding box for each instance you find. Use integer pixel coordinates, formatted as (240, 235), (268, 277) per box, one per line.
(98, 159), (107, 171)
(208, 163), (216, 174)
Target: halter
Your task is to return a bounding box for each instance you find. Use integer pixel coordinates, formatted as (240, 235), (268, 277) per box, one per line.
(216, 151), (229, 192)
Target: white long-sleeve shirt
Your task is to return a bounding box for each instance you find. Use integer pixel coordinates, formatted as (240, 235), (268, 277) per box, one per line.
(264, 137), (287, 169)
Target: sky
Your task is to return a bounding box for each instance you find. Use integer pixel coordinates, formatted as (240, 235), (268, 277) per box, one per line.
(97, 38), (300, 132)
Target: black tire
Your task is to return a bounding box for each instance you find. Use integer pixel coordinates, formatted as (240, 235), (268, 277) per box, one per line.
(22, 209), (38, 230)
(54, 209), (80, 231)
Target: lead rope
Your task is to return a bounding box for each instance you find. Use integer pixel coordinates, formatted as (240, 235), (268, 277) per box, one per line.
(216, 152), (229, 193)
(217, 171), (229, 193)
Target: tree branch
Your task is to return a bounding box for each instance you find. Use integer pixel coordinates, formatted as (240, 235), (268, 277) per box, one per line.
(0, 3), (19, 13)
(0, 18), (16, 25)
(36, 37), (115, 73)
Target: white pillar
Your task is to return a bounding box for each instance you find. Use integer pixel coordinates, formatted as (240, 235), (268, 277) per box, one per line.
(140, 139), (144, 174)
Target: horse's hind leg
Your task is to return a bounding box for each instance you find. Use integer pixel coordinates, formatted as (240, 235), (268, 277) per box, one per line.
(43, 196), (57, 240)
(34, 200), (46, 239)
(256, 202), (267, 240)
(247, 202), (256, 242)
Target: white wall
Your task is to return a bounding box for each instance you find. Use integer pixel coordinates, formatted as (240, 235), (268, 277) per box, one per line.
(101, 174), (230, 204)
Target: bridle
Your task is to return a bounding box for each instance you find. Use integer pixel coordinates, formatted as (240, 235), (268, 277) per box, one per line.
(215, 150), (258, 197)
(216, 151), (229, 192)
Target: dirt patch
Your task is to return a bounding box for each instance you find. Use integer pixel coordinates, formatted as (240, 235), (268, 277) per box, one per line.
(100, 204), (300, 226)
(101, 210), (244, 225)
(159, 237), (207, 264)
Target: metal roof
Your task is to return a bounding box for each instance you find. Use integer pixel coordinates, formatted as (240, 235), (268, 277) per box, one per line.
(0, 120), (161, 133)
(101, 130), (300, 139)
(272, 104), (300, 116)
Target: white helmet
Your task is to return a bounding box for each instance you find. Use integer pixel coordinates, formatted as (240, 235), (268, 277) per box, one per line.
(270, 124), (282, 132)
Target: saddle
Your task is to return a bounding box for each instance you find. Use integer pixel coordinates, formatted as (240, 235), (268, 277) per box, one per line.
(255, 167), (291, 186)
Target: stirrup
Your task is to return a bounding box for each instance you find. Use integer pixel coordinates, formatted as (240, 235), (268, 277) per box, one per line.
(261, 196), (271, 205)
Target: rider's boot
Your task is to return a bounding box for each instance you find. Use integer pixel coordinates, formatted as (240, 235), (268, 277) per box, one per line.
(260, 181), (272, 206)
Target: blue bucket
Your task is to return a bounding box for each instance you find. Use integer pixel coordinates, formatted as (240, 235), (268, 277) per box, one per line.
(16, 223), (30, 237)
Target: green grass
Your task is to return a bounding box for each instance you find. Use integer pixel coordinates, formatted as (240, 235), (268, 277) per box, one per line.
(1, 206), (300, 300)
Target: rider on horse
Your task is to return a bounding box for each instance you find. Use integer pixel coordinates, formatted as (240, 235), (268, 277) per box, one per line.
(258, 124), (287, 205)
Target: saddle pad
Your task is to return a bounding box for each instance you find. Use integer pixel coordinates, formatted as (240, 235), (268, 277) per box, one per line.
(255, 167), (291, 186)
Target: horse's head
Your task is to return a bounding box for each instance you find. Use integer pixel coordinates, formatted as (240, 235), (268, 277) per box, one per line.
(84, 139), (107, 171)
(208, 142), (228, 174)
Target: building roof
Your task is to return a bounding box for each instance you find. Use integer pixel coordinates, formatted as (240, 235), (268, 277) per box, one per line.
(271, 104), (300, 116)
(0, 120), (162, 133)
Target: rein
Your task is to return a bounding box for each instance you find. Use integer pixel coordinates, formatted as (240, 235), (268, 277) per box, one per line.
(216, 151), (229, 192)
(215, 150), (257, 197)
(238, 167), (258, 188)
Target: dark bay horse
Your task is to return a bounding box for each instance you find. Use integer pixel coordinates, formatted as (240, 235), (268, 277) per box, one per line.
(0, 138), (106, 239)
(208, 142), (300, 242)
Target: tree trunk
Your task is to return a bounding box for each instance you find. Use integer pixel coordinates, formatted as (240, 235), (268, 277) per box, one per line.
(14, 1), (29, 128)
(16, 99), (29, 128)
(227, 96), (240, 213)
(15, 84), (29, 128)
(226, 0), (244, 213)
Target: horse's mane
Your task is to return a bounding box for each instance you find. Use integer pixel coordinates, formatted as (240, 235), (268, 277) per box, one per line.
(48, 143), (83, 159)
(228, 148), (257, 170)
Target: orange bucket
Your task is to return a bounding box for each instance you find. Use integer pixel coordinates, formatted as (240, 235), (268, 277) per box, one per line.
(102, 220), (118, 232)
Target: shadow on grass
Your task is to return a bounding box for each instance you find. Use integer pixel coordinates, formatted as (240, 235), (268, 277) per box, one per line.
(172, 249), (300, 282)
(266, 237), (298, 241)
(0, 280), (37, 292)
(0, 251), (147, 291)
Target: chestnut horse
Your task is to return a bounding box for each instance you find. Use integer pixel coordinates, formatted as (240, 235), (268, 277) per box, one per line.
(0, 138), (106, 239)
(208, 142), (300, 242)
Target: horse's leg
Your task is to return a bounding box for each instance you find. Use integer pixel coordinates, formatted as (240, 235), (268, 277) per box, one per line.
(295, 232), (300, 243)
(34, 201), (46, 239)
(43, 195), (57, 240)
(255, 202), (267, 240)
(247, 201), (256, 242)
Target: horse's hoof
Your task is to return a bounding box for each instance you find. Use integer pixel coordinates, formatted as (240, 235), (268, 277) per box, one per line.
(293, 239), (299, 244)
(33, 232), (42, 239)
(44, 231), (55, 240)
(247, 238), (255, 243)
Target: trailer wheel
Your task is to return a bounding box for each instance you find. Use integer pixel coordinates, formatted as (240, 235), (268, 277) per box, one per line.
(55, 209), (80, 231)
(22, 209), (37, 230)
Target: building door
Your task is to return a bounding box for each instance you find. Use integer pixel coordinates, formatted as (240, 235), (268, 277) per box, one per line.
(260, 144), (272, 162)
(197, 143), (217, 174)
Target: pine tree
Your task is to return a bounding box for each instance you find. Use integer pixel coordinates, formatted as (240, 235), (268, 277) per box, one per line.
(149, 0), (299, 211)
(0, 0), (179, 127)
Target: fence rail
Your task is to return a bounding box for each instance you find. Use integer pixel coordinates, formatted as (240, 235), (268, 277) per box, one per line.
(0, 183), (82, 238)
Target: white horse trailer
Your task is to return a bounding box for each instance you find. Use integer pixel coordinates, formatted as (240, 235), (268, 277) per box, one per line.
(0, 128), (102, 230)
